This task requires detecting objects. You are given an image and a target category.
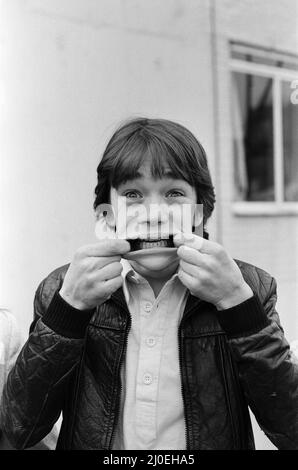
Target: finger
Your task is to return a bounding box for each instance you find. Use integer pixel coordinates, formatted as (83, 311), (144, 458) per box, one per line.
(174, 232), (218, 255)
(177, 245), (207, 267)
(179, 259), (201, 278)
(96, 261), (123, 281)
(102, 275), (123, 296)
(87, 255), (122, 270)
(78, 239), (131, 257)
(177, 268), (197, 293)
(174, 232), (204, 250)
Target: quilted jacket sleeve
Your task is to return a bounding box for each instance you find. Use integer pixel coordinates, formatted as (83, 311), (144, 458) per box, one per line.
(0, 268), (94, 449)
(217, 265), (298, 450)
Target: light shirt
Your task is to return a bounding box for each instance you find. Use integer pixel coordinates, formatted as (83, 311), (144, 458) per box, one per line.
(112, 258), (189, 450)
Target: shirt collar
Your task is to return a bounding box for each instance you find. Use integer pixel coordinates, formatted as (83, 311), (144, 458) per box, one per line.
(120, 258), (180, 304)
(120, 258), (139, 304)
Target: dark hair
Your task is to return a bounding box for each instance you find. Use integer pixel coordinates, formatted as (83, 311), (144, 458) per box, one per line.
(94, 117), (216, 226)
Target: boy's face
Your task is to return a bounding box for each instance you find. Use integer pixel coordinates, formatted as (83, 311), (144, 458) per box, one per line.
(109, 161), (198, 278)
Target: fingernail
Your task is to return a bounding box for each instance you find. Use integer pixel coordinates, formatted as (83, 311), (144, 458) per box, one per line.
(181, 245), (193, 252)
(174, 232), (183, 241)
(182, 232), (194, 241)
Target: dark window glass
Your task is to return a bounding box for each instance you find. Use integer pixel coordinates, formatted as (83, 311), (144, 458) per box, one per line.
(283, 81), (298, 201)
(233, 72), (274, 201)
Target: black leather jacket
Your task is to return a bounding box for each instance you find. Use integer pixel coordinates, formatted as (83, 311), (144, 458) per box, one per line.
(1, 259), (298, 450)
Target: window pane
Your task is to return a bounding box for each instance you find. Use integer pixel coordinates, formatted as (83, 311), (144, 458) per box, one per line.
(232, 72), (274, 201)
(282, 81), (298, 201)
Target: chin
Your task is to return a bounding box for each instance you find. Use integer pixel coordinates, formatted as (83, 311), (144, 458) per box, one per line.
(136, 252), (178, 272)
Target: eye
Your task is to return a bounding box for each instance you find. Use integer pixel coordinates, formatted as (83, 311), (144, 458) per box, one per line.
(166, 190), (185, 198)
(123, 190), (143, 199)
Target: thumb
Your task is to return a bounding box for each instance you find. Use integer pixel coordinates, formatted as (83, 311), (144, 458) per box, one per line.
(174, 232), (204, 251)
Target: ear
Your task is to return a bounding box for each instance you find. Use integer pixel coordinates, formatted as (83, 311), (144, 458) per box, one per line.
(95, 204), (116, 225)
(94, 204), (117, 240)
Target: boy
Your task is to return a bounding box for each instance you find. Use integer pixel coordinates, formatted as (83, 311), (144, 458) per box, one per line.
(1, 118), (298, 450)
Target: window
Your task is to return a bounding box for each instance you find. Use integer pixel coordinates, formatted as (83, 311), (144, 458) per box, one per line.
(230, 43), (298, 213)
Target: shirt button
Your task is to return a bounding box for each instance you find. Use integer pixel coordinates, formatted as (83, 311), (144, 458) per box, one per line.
(146, 336), (156, 347)
(144, 302), (152, 313)
(143, 373), (153, 385)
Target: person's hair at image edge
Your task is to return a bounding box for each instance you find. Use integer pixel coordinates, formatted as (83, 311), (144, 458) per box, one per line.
(94, 117), (216, 233)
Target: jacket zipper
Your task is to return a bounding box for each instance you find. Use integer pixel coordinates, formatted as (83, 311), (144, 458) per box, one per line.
(178, 321), (190, 450)
(218, 336), (238, 448)
(108, 314), (132, 450)
(225, 338), (247, 449)
(67, 331), (88, 449)
(177, 301), (202, 450)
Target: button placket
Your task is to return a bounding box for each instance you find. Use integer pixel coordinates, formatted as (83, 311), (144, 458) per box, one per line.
(122, 269), (189, 448)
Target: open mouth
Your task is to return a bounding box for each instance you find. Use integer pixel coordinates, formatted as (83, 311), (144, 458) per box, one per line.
(127, 235), (175, 251)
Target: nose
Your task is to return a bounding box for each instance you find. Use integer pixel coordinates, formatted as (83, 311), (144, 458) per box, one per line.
(145, 198), (169, 232)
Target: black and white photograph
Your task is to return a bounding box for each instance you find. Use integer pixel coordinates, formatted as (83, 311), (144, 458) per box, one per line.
(0, 0), (298, 456)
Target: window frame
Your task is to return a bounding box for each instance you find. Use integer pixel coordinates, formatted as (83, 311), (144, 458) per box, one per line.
(230, 56), (298, 216)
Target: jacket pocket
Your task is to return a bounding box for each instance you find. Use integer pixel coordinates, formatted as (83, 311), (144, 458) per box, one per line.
(183, 332), (246, 449)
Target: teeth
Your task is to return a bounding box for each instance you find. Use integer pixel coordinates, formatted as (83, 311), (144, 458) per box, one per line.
(140, 240), (168, 249)
(128, 233), (172, 240)
(147, 233), (169, 240)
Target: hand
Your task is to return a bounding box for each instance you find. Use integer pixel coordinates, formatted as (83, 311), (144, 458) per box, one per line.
(59, 239), (130, 310)
(174, 233), (253, 310)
